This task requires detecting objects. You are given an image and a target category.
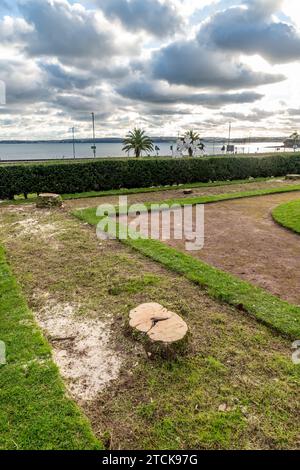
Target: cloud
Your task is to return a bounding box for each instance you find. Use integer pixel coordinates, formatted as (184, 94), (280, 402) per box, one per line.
(0, 0), (299, 139)
(287, 108), (300, 116)
(117, 79), (264, 107)
(40, 62), (95, 90)
(201, 0), (300, 63)
(150, 39), (285, 89)
(143, 106), (193, 116)
(221, 108), (275, 122)
(97, 0), (183, 37)
(17, 0), (132, 61)
(0, 15), (33, 43)
(0, 58), (49, 105)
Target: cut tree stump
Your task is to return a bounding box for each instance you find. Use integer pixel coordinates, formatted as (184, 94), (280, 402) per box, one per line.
(286, 174), (300, 181)
(36, 193), (63, 209)
(128, 303), (188, 358)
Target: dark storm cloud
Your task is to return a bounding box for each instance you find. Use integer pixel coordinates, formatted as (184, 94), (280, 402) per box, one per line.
(150, 40), (285, 89)
(201, 0), (300, 64)
(97, 0), (182, 37)
(117, 79), (264, 107)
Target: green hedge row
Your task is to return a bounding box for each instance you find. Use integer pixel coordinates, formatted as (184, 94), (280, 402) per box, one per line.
(1, 154), (300, 199)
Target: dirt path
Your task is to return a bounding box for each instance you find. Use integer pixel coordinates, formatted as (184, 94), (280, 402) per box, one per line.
(162, 191), (300, 305)
(65, 178), (297, 210)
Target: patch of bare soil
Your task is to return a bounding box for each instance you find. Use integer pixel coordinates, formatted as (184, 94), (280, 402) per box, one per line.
(133, 191), (300, 305)
(13, 217), (65, 239)
(34, 295), (122, 401)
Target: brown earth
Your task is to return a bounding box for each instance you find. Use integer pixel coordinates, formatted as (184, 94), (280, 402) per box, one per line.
(195, 192), (300, 305)
(122, 191), (300, 305)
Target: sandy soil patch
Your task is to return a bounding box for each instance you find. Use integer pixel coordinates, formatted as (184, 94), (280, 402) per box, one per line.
(35, 297), (122, 401)
(11, 215), (67, 239)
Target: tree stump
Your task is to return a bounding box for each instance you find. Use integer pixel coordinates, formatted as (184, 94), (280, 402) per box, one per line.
(36, 193), (63, 209)
(183, 189), (193, 195)
(286, 174), (300, 181)
(128, 303), (188, 358)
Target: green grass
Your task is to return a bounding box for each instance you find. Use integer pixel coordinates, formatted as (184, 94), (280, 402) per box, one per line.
(114, 184), (300, 215)
(272, 199), (300, 235)
(158, 184), (300, 207)
(1, 152), (297, 167)
(75, 203), (300, 339)
(0, 246), (102, 450)
(61, 177), (270, 201)
(108, 274), (161, 295)
(73, 184), (300, 218)
(104, 350), (300, 449)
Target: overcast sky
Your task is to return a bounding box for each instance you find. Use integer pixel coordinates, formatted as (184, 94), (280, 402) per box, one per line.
(0, 0), (300, 139)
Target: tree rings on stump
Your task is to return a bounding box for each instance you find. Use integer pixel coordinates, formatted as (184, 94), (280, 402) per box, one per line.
(128, 303), (188, 358)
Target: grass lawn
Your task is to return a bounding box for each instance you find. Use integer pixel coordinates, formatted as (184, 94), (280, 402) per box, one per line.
(73, 200), (300, 449)
(272, 199), (300, 235)
(0, 246), (102, 450)
(61, 177), (271, 200)
(0, 205), (299, 449)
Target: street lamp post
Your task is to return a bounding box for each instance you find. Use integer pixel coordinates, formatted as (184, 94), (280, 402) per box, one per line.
(70, 127), (76, 159)
(91, 112), (96, 158)
(228, 121), (232, 146)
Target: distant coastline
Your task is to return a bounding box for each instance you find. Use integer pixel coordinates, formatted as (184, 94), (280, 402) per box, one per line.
(0, 136), (285, 145)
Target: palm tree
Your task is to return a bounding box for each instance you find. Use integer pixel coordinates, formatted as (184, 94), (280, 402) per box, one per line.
(181, 130), (204, 157)
(122, 128), (154, 158)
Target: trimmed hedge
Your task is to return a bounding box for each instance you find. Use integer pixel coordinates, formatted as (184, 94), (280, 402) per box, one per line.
(1, 154), (300, 199)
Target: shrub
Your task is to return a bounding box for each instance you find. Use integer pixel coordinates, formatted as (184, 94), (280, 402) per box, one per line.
(0, 154), (300, 199)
